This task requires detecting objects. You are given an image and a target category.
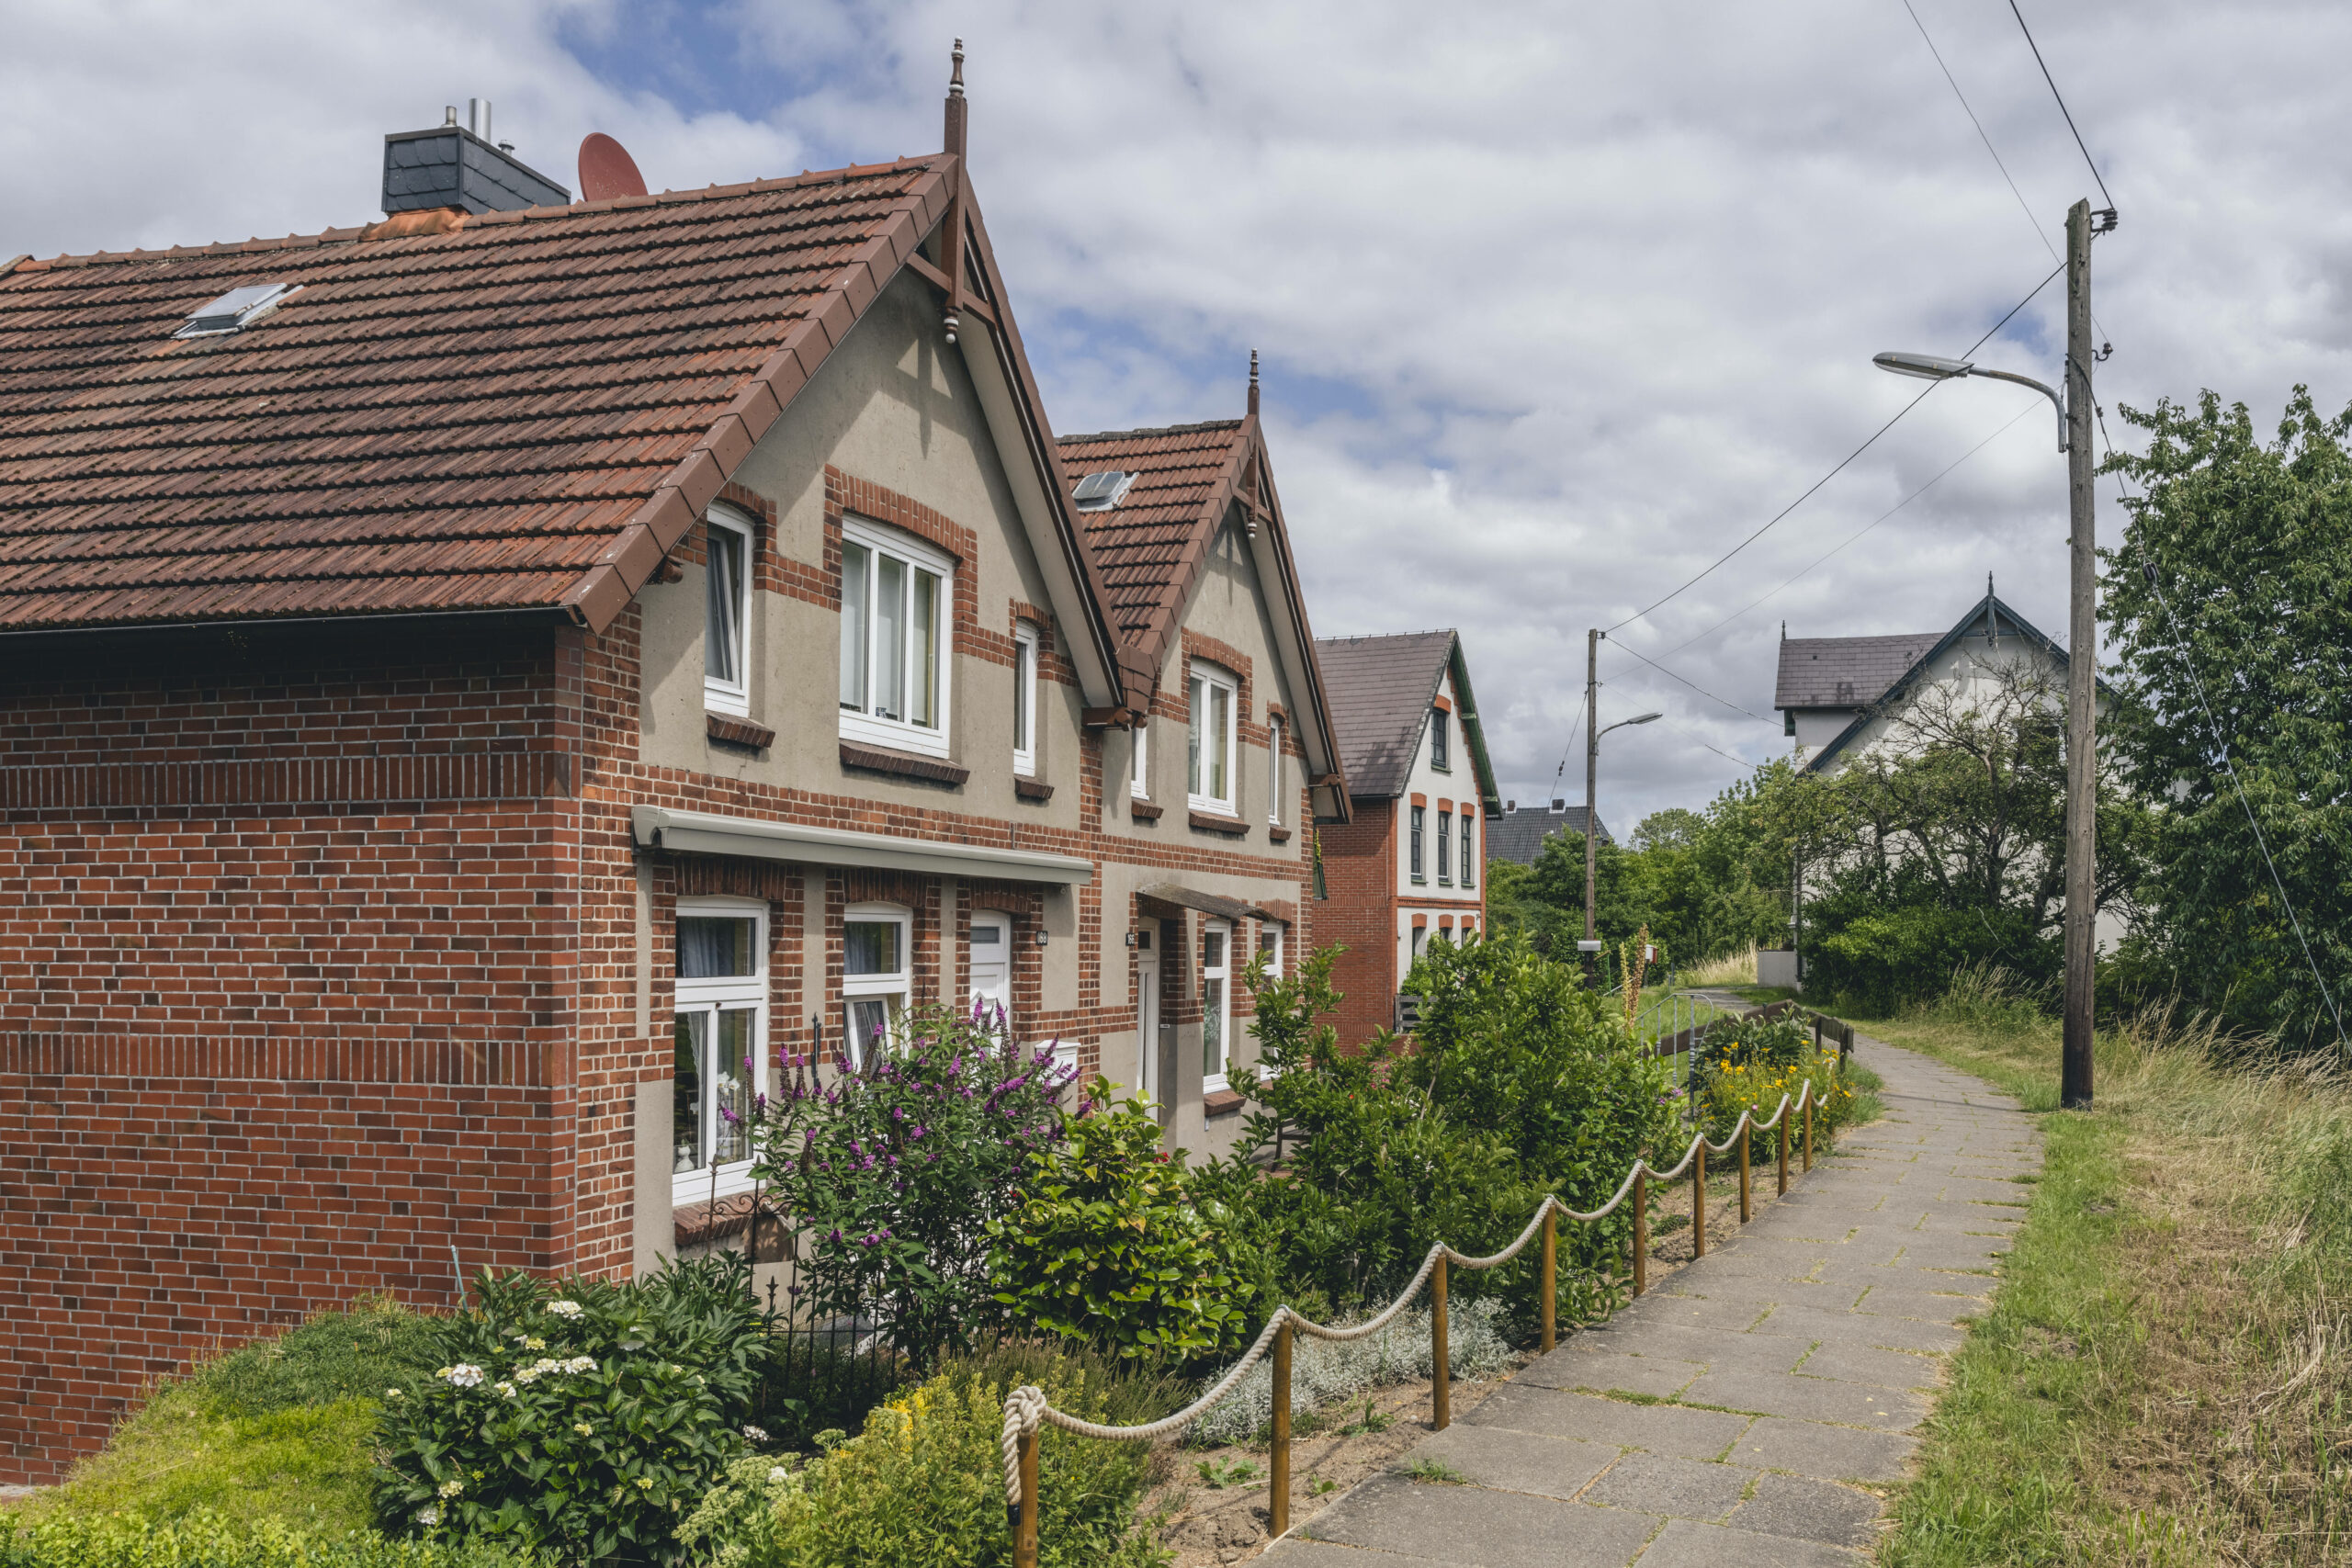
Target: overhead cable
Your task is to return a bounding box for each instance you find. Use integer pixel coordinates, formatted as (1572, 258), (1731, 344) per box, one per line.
(2006, 0), (2117, 212)
(1605, 641), (1779, 727)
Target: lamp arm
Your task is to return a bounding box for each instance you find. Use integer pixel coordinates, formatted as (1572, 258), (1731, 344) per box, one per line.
(1968, 367), (2067, 452)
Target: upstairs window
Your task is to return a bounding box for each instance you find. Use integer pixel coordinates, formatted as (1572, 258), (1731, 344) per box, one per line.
(840, 520), (953, 758)
(1012, 625), (1038, 776)
(1437, 810), (1453, 886)
(704, 510), (752, 717)
(1409, 805), (1426, 882)
(1462, 811), (1477, 887)
(1187, 664), (1238, 816)
(1268, 716), (1285, 825)
(1430, 706), (1451, 771)
(1130, 721), (1150, 800)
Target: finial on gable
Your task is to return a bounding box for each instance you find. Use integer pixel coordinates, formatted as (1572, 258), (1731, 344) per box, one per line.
(1248, 348), (1260, 417)
(950, 38), (966, 97)
(944, 39), (968, 163)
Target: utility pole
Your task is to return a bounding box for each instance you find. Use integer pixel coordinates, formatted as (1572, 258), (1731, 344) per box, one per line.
(2061, 197), (2097, 1110)
(1584, 628), (1600, 943)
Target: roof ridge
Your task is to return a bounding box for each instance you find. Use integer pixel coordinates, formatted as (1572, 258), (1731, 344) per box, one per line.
(1058, 417), (1245, 446)
(9, 155), (950, 272)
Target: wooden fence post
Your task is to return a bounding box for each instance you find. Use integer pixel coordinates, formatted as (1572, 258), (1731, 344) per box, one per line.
(1431, 1255), (1452, 1431)
(1014, 1427), (1039, 1568)
(1633, 1169), (1647, 1295)
(1778, 1111), (1789, 1195)
(1739, 1121), (1752, 1224)
(1539, 1207), (1557, 1353)
(1271, 1323), (1293, 1538)
(1804, 1096), (1814, 1171)
(1693, 1145), (1708, 1258)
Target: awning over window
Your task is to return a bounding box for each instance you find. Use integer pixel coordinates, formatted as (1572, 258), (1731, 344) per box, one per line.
(631, 806), (1093, 887)
(1136, 883), (1283, 925)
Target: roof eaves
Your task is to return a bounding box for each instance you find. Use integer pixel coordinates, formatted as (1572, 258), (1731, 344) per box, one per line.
(1447, 635), (1501, 812)
(1240, 423), (1351, 819)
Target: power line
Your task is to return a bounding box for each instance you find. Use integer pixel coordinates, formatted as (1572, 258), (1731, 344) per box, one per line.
(1661, 399), (2041, 660)
(1604, 261), (2064, 638)
(1901, 0), (2057, 267)
(1659, 717), (1760, 772)
(2006, 0), (2116, 212)
(1605, 641), (1780, 727)
(1549, 685), (1589, 796)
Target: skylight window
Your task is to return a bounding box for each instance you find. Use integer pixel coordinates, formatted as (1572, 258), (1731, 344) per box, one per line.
(1072, 470), (1136, 512)
(175, 282), (300, 340)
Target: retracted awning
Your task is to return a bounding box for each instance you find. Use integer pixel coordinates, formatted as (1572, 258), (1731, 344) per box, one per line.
(1137, 883), (1281, 924)
(631, 805), (1093, 887)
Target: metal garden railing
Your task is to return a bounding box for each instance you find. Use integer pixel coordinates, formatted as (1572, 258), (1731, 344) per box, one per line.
(997, 1079), (1828, 1566)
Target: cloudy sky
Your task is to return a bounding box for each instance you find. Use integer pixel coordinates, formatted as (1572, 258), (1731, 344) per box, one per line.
(7, 0), (2346, 829)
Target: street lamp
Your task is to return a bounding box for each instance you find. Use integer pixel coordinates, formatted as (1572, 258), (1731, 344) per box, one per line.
(1869, 198), (2100, 1110)
(1581, 702), (1661, 952)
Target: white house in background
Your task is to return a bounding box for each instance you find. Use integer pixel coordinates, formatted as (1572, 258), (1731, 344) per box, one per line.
(1775, 581), (2106, 775)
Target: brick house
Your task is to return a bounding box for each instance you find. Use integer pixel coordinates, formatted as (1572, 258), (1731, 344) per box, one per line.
(0, 64), (1343, 1481)
(1312, 632), (1499, 1044)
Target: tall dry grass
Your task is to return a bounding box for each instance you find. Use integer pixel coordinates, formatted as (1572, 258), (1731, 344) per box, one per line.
(1682, 943), (1757, 989)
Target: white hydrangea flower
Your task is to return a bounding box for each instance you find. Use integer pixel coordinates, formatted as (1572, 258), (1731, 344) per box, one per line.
(439, 1364), (485, 1389)
(384, 1387), (404, 1400)
(494, 1382), (518, 1399)
(767, 1467), (789, 1483)
(546, 1299), (584, 1319)
(437, 1478), (465, 1498)
(523, 1336), (547, 1351)
(741, 1424), (768, 1443)
(414, 1506), (440, 1528)
(562, 1356), (597, 1374)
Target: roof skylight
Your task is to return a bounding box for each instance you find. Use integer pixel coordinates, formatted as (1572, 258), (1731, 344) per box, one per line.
(175, 282), (300, 340)
(1072, 470), (1136, 511)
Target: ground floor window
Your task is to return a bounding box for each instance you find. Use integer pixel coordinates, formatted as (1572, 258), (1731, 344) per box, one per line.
(1203, 919), (1232, 1091)
(843, 902), (912, 1066)
(673, 901), (765, 1203)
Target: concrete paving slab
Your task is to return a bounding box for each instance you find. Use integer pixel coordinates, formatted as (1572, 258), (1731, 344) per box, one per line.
(1679, 1371), (1928, 1429)
(1520, 1348), (1707, 1399)
(1752, 1303), (1968, 1354)
(1463, 1385), (1752, 1460)
(1726, 1472), (1884, 1548)
(1264, 1540), (1459, 1567)
(1791, 1341), (1943, 1390)
(1631, 1516), (1864, 1566)
(1732, 1416), (1918, 1483)
(1580, 1450), (1753, 1521)
(1402, 1422), (1619, 1500)
(1301, 1472), (1659, 1567)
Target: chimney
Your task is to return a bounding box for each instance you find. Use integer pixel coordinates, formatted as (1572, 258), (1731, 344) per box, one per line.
(383, 102), (570, 217)
(1550, 797), (1566, 812)
(1504, 799), (1516, 814)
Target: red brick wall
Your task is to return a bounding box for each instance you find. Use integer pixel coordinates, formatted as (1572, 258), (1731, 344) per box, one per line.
(1316, 799), (1398, 1046)
(0, 619), (575, 1481)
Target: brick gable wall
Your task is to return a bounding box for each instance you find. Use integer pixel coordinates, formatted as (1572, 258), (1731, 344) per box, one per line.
(1316, 799), (1400, 1046)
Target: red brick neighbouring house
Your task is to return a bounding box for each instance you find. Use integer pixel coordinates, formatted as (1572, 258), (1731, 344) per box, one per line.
(0, 66), (1347, 1482)
(1313, 631), (1499, 1044)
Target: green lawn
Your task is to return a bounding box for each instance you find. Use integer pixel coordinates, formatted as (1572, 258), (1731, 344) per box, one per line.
(1870, 989), (2352, 1566)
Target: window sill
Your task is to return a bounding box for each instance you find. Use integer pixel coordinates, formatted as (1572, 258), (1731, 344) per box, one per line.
(1014, 777), (1054, 803)
(1188, 810), (1250, 836)
(1129, 800), (1164, 822)
(1203, 1088), (1246, 1117)
(707, 713), (775, 750)
(840, 741), (971, 787)
(1267, 826), (1293, 844)
(1409, 876), (1428, 886)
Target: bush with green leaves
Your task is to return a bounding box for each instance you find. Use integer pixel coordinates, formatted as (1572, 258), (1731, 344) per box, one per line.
(374, 1257), (769, 1566)
(673, 1345), (1174, 1568)
(752, 1003), (1078, 1371)
(1186, 1295), (1515, 1448)
(0, 1511), (539, 1568)
(985, 1088), (1259, 1365)
(1690, 1013), (1862, 1145)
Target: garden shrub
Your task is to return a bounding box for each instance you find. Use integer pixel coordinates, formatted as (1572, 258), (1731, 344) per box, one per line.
(0, 1511), (539, 1568)
(986, 1089), (1259, 1365)
(1690, 1014), (1862, 1145)
(375, 1257), (770, 1566)
(752, 1003), (1078, 1371)
(1185, 1295), (1515, 1448)
(673, 1345), (1173, 1568)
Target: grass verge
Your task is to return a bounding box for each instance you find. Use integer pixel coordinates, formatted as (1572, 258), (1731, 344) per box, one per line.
(1873, 977), (2352, 1566)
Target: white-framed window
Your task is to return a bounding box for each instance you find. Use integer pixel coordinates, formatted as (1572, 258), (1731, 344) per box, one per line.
(1462, 811), (1476, 887)
(1268, 716), (1284, 825)
(1408, 805), (1426, 882)
(1430, 706), (1451, 771)
(1012, 626), (1038, 777)
(1437, 810), (1453, 886)
(1260, 920), (1285, 979)
(704, 508), (753, 717)
(673, 898), (766, 1205)
(1188, 664), (1237, 815)
(842, 902), (913, 1067)
(1411, 924), (1430, 959)
(1129, 722), (1150, 800)
(839, 518), (954, 760)
(1202, 919), (1232, 1092)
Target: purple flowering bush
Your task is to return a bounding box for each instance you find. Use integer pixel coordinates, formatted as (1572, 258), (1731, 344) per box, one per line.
(751, 1001), (1080, 1370)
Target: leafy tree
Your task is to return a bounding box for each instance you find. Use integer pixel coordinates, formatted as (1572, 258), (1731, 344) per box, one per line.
(2102, 388), (2352, 1048)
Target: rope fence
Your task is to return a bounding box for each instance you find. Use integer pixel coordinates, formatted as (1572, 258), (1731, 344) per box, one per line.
(1000, 1079), (1830, 1564)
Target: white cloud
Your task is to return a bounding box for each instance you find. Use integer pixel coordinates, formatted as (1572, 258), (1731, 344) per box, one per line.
(6, 0), (2349, 829)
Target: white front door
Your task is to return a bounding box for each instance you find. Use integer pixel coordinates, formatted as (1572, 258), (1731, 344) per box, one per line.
(968, 911), (1012, 1030)
(1136, 953), (1159, 1100)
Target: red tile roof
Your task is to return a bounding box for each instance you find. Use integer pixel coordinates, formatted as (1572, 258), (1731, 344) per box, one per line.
(0, 160), (953, 632)
(1057, 420), (1246, 647)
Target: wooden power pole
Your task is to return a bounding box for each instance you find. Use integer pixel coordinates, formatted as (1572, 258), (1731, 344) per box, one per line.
(1584, 627), (1600, 944)
(2062, 197), (2097, 1110)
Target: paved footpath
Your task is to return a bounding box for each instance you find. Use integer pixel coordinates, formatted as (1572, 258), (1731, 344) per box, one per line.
(1265, 1032), (2040, 1567)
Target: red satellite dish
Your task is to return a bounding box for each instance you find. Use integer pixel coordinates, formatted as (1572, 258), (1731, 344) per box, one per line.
(578, 134), (649, 201)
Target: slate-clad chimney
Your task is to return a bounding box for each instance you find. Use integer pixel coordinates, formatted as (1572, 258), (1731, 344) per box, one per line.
(382, 104), (571, 216)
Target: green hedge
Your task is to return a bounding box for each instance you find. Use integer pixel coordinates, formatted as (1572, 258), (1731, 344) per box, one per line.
(0, 1512), (537, 1568)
